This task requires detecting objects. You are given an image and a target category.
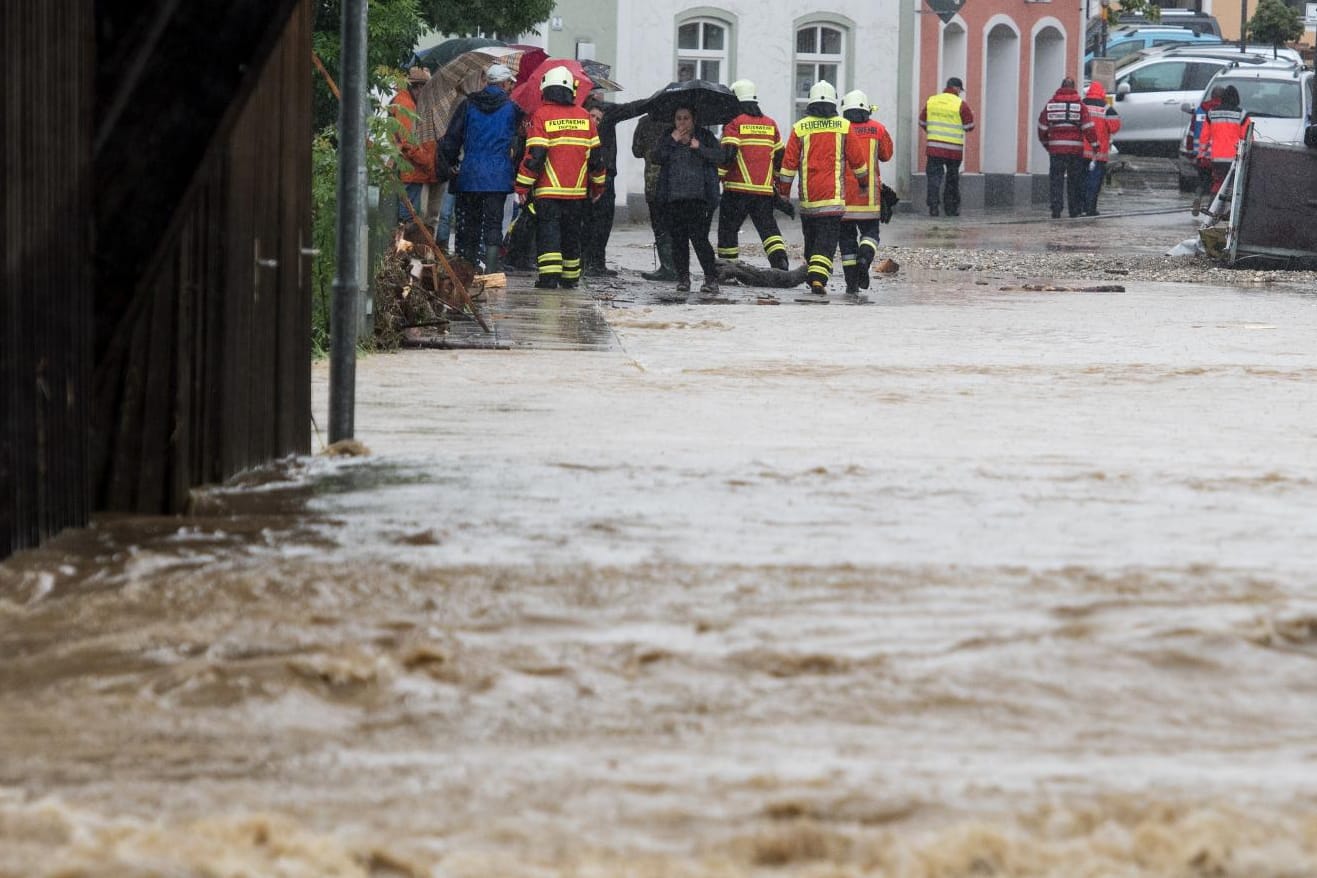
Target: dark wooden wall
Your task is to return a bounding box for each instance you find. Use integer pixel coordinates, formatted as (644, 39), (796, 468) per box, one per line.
(3, 0), (311, 556)
(1, 1), (95, 555)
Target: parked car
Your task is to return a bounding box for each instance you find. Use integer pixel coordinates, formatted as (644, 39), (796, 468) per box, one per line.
(1085, 25), (1223, 75)
(1176, 62), (1315, 187)
(1086, 10), (1221, 57)
(1110, 48), (1298, 156)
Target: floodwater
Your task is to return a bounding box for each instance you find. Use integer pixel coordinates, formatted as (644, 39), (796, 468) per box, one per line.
(4, 245), (1317, 875)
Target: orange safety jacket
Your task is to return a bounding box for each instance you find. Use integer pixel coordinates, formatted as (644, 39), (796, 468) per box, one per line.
(390, 89), (440, 184)
(776, 115), (869, 217)
(843, 119), (894, 220)
(515, 103), (605, 200)
(1200, 106), (1251, 164)
(720, 112), (784, 195)
(1081, 98), (1122, 163)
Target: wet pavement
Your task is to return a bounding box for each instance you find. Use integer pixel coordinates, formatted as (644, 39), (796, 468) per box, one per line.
(5, 173), (1317, 876)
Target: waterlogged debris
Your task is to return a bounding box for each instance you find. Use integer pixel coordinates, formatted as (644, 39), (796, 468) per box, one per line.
(323, 439), (371, 457)
(1000, 283), (1126, 293)
(874, 257), (899, 274)
(1168, 237), (1205, 259)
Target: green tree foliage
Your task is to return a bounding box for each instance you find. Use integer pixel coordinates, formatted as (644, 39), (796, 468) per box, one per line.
(313, 0), (426, 135)
(419, 0), (555, 39)
(1114, 0), (1161, 22)
(1248, 0), (1304, 53)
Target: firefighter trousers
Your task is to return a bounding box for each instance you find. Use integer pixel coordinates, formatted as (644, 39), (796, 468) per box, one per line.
(801, 214), (840, 288)
(716, 191), (787, 268)
(535, 198), (586, 286)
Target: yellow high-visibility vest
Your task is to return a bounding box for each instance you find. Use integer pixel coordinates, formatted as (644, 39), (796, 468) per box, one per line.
(924, 93), (966, 146)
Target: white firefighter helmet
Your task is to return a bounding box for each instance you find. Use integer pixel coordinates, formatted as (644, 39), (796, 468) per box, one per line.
(807, 80), (838, 107)
(731, 79), (757, 102)
(540, 65), (576, 94)
(840, 89), (871, 114)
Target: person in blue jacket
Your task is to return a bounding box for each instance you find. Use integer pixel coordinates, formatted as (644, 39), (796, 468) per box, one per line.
(442, 64), (523, 272)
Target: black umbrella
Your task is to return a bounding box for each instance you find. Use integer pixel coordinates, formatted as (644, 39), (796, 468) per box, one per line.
(646, 79), (740, 126)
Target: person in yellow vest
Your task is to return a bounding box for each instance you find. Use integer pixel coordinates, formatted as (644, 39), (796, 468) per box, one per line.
(919, 77), (975, 217)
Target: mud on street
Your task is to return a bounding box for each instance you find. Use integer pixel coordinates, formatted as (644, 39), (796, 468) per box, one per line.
(4, 175), (1317, 877)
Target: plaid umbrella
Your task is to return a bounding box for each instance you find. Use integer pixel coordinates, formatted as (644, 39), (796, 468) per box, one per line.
(414, 46), (531, 143)
(406, 37), (503, 71)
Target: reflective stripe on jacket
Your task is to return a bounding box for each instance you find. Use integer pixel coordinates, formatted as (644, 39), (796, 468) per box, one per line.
(1201, 106), (1250, 163)
(1037, 89), (1097, 156)
(778, 116), (870, 216)
(516, 104), (604, 199)
(720, 113), (784, 195)
(843, 120), (894, 219)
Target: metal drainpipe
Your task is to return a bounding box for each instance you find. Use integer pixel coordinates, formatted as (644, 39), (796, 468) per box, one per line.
(330, 0), (368, 443)
(896, 0), (915, 198)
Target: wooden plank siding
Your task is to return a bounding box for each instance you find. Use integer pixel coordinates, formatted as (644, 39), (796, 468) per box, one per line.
(3, 0), (311, 557)
(1, 0), (95, 556)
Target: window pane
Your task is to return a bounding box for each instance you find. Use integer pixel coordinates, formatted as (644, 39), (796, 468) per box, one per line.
(796, 27), (817, 54)
(1128, 61), (1185, 93)
(701, 60), (721, 82)
(703, 22), (724, 51)
(678, 22), (699, 50)
(819, 63), (838, 86)
(795, 64), (814, 99)
(677, 59), (697, 82)
(820, 27), (842, 55)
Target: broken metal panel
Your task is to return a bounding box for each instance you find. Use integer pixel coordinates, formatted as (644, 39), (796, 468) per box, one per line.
(1229, 141), (1317, 267)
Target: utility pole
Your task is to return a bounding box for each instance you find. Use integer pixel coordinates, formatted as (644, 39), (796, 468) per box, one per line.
(330, 0), (367, 443)
(1240, 0), (1248, 51)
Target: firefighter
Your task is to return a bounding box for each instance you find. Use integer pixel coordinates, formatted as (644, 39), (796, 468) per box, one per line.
(777, 81), (870, 295)
(838, 89), (893, 294)
(514, 66), (606, 289)
(1037, 77), (1098, 219)
(716, 79), (789, 271)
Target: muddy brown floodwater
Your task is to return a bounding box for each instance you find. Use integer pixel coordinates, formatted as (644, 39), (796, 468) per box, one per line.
(4, 223), (1317, 876)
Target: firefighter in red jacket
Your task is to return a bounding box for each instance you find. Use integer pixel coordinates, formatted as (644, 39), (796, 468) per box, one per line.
(838, 89), (894, 294)
(717, 79), (789, 270)
(1037, 77), (1099, 219)
(777, 81), (870, 295)
(1080, 81), (1121, 217)
(514, 66), (606, 289)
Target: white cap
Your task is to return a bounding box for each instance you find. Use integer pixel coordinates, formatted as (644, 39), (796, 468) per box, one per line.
(486, 64), (514, 84)
(807, 80), (837, 107)
(731, 79), (757, 102)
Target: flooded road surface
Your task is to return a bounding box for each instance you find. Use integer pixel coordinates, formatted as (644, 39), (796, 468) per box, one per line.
(4, 267), (1317, 876)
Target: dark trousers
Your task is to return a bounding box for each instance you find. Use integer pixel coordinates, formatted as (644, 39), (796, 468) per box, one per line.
(582, 176), (616, 268)
(926, 155), (961, 214)
(664, 199), (717, 280)
(398, 182), (424, 223)
(535, 198), (586, 284)
(504, 201), (536, 270)
(1048, 154), (1086, 217)
(455, 191), (507, 261)
(839, 218), (881, 268)
(801, 214), (841, 287)
(716, 190), (786, 265)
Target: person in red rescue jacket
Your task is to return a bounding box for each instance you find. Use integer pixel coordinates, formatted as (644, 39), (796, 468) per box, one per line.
(717, 79), (790, 271)
(1037, 77), (1099, 219)
(514, 65), (606, 290)
(1199, 84), (1251, 197)
(777, 80), (870, 295)
(838, 89), (893, 294)
(1080, 82), (1121, 217)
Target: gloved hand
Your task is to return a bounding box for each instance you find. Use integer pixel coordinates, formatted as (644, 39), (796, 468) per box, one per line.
(774, 180), (791, 199)
(1088, 161), (1097, 172)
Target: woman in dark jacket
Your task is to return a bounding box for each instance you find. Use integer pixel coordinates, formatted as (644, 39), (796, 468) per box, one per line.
(650, 106), (722, 294)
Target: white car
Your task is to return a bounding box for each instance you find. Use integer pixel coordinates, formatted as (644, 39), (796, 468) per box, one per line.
(1110, 47), (1297, 155)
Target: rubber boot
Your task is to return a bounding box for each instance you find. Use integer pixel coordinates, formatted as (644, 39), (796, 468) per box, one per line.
(768, 251), (789, 271)
(675, 274), (691, 293)
(534, 274), (559, 289)
(699, 275), (720, 296)
(642, 234), (678, 281)
(843, 265), (860, 295)
(857, 254), (872, 290)
(483, 244), (501, 275)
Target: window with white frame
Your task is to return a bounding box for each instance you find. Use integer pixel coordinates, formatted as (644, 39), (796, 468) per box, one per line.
(794, 22), (846, 117)
(676, 18), (728, 83)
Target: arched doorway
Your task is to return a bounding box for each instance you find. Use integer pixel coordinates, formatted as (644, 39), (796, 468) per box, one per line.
(1031, 24), (1066, 173)
(941, 19), (967, 88)
(982, 21), (1019, 174)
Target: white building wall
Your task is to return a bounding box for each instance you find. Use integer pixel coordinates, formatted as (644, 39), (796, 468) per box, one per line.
(610, 1), (904, 216)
